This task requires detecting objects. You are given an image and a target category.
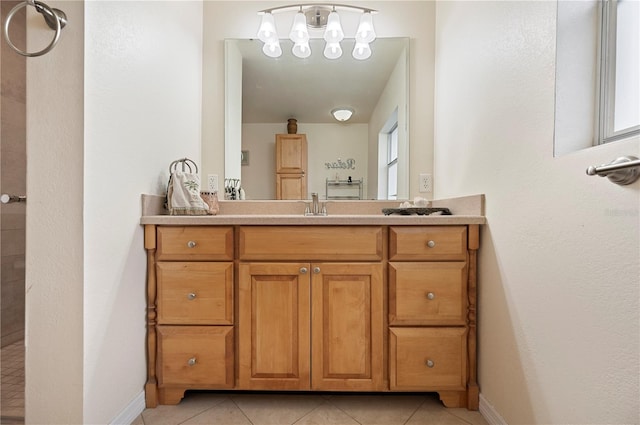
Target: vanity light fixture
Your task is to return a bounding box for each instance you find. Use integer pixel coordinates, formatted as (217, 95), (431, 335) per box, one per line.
(331, 107), (354, 122)
(257, 4), (377, 60)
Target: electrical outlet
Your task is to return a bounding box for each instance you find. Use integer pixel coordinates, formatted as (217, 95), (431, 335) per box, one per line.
(419, 173), (432, 193)
(207, 174), (219, 192)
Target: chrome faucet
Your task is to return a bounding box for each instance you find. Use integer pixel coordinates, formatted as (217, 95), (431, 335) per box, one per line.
(305, 192), (327, 216)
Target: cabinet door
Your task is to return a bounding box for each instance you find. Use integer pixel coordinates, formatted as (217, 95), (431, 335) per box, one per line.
(276, 173), (307, 200)
(276, 134), (307, 174)
(311, 263), (384, 391)
(239, 263), (311, 390)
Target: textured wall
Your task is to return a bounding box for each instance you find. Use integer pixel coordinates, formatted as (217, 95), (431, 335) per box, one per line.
(434, 1), (639, 423)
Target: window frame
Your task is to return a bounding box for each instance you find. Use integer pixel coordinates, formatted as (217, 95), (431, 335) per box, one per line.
(385, 123), (399, 200)
(596, 0), (640, 145)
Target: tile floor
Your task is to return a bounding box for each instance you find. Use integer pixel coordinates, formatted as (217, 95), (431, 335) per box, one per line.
(0, 340), (24, 424)
(134, 391), (489, 425)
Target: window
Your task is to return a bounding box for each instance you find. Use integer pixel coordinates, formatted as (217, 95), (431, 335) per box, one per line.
(597, 0), (640, 144)
(385, 124), (399, 200)
(554, 0), (639, 156)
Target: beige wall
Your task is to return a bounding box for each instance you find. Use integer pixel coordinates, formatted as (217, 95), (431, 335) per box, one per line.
(434, 2), (639, 423)
(25, 1), (84, 423)
(26, 1), (203, 423)
(241, 123), (369, 200)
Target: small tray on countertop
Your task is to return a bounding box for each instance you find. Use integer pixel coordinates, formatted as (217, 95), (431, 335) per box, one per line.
(382, 207), (452, 216)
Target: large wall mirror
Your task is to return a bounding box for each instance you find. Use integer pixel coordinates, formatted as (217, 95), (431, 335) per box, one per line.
(225, 37), (410, 200)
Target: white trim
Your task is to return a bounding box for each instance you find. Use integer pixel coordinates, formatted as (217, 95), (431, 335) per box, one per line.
(479, 393), (508, 425)
(109, 391), (145, 425)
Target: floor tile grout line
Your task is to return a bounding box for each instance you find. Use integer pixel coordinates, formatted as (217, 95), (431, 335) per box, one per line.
(444, 409), (477, 425)
(174, 395), (230, 425)
(324, 397), (365, 425)
(228, 394), (258, 425)
(290, 399), (327, 425)
(401, 397), (428, 425)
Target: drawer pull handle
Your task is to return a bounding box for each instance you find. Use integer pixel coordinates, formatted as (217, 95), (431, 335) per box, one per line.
(313, 267), (321, 274)
(426, 359), (434, 368)
(187, 292), (197, 300)
(188, 357), (197, 366)
(426, 292), (435, 300)
(426, 240), (436, 248)
(187, 240), (197, 248)
(300, 267), (308, 274)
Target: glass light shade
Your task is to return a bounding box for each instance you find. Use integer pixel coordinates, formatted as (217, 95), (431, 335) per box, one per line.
(355, 12), (376, 43)
(352, 42), (371, 60)
(331, 108), (354, 121)
(289, 11), (310, 43)
(324, 11), (344, 43)
(292, 41), (311, 58)
(262, 40), (282, 58)
(257, 13), (278, 43)
(324, 41), (342, 59)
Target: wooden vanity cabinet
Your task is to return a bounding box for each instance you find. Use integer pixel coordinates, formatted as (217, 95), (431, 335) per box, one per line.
(144, 223), (479, 410)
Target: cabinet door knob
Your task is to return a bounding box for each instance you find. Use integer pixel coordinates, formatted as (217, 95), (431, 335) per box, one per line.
(187, 292), (197, 300)
(300, 267), (308, 274)
(426, 359), (434, 368)
(313, 267), (321, 274)
(426, 292), (435, 300)
(426, 240), (436, 248)
(188, 357), (197, 366)
(187, 240), (197, 248)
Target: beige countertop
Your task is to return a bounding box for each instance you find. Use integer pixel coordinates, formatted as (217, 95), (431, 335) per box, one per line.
(140, 194), (486, 226)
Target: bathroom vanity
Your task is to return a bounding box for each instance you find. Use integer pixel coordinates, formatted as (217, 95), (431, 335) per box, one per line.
(140, 195), (485, 410)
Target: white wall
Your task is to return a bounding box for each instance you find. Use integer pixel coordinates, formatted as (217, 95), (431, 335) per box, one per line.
(241, 123), (368, 199)
(27, 1), (203, 423)
(25, 1), (84, 423)
(202, 1), (435, 198)
(434, 2), (639, 424)
(369, 46), (408, 199)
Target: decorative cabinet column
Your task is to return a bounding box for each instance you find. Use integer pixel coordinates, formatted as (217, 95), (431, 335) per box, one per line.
(276, 134), (308, 199)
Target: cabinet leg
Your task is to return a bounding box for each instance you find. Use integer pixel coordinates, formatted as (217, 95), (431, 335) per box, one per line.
(438, 391), (467, 408)
(158, 387), (187, 405)
(145, 381), (158, 408)
(467, 383), (479, 410)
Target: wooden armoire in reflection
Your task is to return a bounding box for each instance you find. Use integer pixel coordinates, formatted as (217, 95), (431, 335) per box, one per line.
(275, 134), (308, 199)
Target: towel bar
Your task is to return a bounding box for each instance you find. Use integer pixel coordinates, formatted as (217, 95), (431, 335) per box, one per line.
(586, 156), (640, 185)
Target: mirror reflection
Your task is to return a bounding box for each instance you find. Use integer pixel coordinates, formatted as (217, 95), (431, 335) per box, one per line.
(225, 37), (409, 200)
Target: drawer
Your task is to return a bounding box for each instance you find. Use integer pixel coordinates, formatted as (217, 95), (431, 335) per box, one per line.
(389, 226), (467, 261)
(157, 326), (234, 388)
(157, 226), (233, 261)
(389, 262), (467, 326)
(157, 262), (233, 325)
(239, 226), (383, 261)
(389, 327), (467, 391)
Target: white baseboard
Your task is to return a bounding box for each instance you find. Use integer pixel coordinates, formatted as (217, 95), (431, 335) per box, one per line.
(479, 393), (508, 425)
(109, 390), (146, 425)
